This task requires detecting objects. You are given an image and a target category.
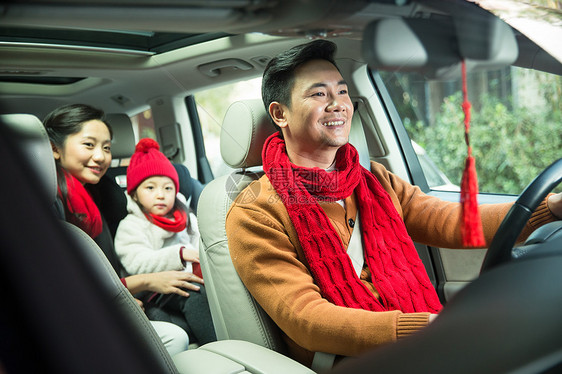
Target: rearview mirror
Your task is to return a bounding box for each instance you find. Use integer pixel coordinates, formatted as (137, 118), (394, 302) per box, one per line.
(362, 15), (517, 79)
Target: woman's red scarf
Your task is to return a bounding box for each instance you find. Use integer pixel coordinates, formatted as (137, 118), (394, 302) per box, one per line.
(59, 172), (103, 239)
(146, 209), (187, 233)
(263, 133), (442, 313)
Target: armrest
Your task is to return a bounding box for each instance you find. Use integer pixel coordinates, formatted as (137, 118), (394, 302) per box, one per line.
(173, 340), (314, 374)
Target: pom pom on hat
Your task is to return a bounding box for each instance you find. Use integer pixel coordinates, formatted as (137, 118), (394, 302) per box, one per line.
(126, 138), (179, 195)
(135, 138), (160, 153)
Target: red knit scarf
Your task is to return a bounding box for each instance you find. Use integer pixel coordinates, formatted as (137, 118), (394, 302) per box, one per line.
(146, 208), (187, 233)
(263, 133), (442, 313)
(59, 171), (103, 239)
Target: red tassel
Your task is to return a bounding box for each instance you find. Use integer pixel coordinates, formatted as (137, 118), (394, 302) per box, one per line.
(460, 152), (486, 247)
(460, 61), (486, 247)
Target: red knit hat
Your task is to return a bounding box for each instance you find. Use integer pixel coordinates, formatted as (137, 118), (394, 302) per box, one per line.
(126, 138), (179, 195)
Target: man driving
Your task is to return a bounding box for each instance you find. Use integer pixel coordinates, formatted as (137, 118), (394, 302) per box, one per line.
(226, 39), (562, 367)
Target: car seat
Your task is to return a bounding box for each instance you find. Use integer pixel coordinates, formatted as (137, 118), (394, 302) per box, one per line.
(2, 112), (313, 374)
(1, 113), (180, 373)
(104, 113), (136, 188)
(197, 99), (370, 371)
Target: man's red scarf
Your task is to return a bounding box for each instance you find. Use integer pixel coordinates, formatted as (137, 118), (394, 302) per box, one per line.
(59, 171), (103, 239)
(262, 133), (442, 313)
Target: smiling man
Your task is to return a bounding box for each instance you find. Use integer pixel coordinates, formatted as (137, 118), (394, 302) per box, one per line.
(225, 40), (561, 367)
(267, 57), (353, 168)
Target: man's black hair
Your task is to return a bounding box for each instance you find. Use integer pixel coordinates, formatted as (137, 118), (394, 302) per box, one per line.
(261, 39), (338, 125)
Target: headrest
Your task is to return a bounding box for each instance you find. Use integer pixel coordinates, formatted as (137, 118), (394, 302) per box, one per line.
(220, 99), (277, 169)
(1, 113), (57, 203)
(105, 113), (135, 159)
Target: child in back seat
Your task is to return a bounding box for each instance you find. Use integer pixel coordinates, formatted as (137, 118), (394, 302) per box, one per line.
(114, 138), (216, 346)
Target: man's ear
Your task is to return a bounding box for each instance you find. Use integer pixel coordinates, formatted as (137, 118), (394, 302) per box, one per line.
(51, 142), (61, 160)
(268, 102), (288, 129)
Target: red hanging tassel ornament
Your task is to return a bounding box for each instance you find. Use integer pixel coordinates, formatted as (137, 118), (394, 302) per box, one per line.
(460, 60), (486, 247)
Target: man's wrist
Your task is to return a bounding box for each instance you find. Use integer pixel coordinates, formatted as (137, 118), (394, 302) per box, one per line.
(547, 193), (562, 219)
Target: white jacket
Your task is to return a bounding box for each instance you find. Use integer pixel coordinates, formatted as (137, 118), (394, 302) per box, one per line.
(114, 193), (200, 276)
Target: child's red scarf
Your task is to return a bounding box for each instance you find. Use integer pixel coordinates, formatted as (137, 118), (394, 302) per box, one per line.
(263, 133), (442, 313)
(59, 172), (103, 239)
(146, 209), (187, 233)
(145, 209), (201, 279)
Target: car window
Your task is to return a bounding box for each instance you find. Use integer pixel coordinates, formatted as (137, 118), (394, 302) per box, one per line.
(194, 77), (262, 178)
(131, 108), (157, 141)
(380, 67), (562, 194)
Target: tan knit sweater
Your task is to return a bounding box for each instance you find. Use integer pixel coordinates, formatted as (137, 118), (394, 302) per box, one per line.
(226, 161), (554, 366)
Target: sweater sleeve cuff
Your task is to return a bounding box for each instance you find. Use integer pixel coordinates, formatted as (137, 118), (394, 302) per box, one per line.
(179, 246), (186, 266)
(529, 193), (557, 230)
(396, 313), (430, 339)
(179, 246), (193, 273)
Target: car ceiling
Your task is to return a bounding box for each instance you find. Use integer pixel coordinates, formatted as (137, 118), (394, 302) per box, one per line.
(0, 0), (559, 117)
(0, 0), (406, 116)
(0, 0), (430, 36)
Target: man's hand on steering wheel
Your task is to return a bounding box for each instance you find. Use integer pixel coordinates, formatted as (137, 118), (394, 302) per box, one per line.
(547, 193), (562, 219)
(481, 158), (562, 273)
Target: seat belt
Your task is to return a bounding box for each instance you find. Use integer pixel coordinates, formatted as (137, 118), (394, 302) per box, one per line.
(311, 351), (336, 372)
(348, 103), (371, 170)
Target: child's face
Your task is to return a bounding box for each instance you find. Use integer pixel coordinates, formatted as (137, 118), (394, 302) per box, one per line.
(134, 176), (176, 216)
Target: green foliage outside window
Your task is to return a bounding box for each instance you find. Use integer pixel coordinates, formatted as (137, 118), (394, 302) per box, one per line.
(408, 92), (561, 194)
(402, 72), (562, 195)
(381, 69), (562, 194)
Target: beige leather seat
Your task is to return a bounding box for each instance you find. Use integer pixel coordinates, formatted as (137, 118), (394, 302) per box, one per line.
(2, 112), (312, 374)
(197, 99), (370, 371)
(197, 99), (283, 351)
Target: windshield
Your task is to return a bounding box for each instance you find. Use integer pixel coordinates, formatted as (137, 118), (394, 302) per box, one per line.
(380, 65), (562, 194)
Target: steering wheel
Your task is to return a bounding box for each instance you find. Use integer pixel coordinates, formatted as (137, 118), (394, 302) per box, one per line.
(480, 158), (562, 273)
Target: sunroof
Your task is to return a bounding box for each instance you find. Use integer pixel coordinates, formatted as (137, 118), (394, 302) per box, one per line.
(0, 26), (228, 54)
(0, 76), (85, 85)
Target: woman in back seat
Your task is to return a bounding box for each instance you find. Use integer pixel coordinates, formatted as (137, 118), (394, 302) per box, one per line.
(43, 103), (201, 355)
